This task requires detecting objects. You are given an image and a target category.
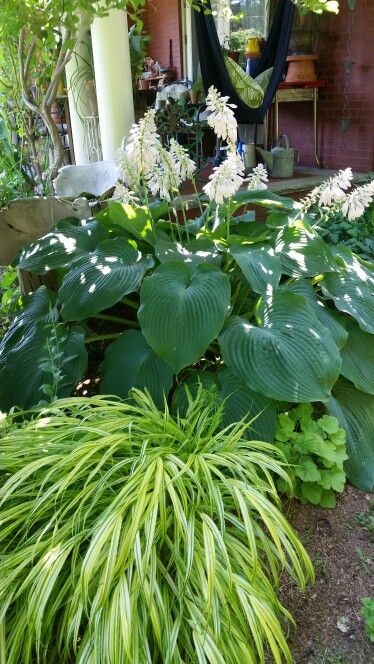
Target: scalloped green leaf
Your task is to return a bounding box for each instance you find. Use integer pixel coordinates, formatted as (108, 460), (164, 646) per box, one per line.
(284, 280), (348, 349)
(275, 225), (337, 277)
(138, 263), (231, 374)
(219, 291), (341, 403)
(327, 377), (374, 490)
(16, 218), (110, 274)
(340, 319), (374, 395)
(229, 243), (282, 295)
(100, 330), (173, 407)
(59, 238), (154, 321)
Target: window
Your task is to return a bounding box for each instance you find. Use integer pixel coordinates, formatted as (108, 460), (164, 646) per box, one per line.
(211, 0), (269, 44)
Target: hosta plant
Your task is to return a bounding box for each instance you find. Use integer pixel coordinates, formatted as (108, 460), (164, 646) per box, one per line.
(1, 89), (374, 493)
(0, 390), (313, 663)
(274, 404), (348, 508)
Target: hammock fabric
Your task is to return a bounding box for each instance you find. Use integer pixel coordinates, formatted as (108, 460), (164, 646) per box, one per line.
(194, 0), (295, 124)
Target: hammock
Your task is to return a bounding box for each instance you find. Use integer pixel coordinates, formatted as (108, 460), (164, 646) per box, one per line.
(194, 0), (295, 124)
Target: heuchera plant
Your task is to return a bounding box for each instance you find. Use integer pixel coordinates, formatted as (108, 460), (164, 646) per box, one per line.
(0, 87), (373, 494)
(275, 404), (348, 508)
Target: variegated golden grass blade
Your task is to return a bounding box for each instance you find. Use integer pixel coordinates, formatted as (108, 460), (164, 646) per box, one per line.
(0, 389), (313, 663)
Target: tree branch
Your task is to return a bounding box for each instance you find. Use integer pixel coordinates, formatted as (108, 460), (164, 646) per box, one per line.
(18, 29), (37, 113)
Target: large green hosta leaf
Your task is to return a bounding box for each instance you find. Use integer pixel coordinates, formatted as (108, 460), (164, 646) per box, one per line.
(218, 368), (277, 442)
(0, 323), (87, 411)
(0, 286), (58, 355)
(138, 263), (231, 374)
(100, 330), (173, 407)
(321, 271), (374, 334)
(155, 237), (221, 267)
(285, 280), (348, 349)
(275, 225), (337, 277)
(340, 320), (374, 395)
(108, 201), (155, 245)
(229, 243), (282, 295)
(172, 368), (277, 442)
(16, 218), (110, 274)
(327, 377), (374, 490)
(219, 291), (341, 403)
(59, 238), (154, 321)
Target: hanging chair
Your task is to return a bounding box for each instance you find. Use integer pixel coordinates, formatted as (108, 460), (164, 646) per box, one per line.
(194, 0), (295, 124)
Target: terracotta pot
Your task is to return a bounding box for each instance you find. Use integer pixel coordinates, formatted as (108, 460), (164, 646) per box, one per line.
(138, 78), (150, 90)
(189, 90), (199, 104)
(285, 54), (318, 83)
(51, 101), (63, 125)
(228, 51), (240, 63)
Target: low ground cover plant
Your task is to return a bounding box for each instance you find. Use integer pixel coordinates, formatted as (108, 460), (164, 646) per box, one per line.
(0, 389), (313, 663)
(274, 405), (347, 508)
(0, 88), (373, 496)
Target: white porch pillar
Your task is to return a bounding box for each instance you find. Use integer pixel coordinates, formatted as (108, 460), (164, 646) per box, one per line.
(91, 9), (134, 160)
(66, 16), (91, 165)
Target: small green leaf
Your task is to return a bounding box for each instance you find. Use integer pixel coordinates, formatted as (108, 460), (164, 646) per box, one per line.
(295, 457), (321, 483)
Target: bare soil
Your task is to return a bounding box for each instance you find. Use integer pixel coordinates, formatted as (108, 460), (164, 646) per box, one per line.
(281, 485), (374, 664)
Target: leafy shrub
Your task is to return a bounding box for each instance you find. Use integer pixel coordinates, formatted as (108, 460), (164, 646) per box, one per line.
(274, 404), (347, 508)
(0, 266), (20, 340)
(315, 203), (374, 261)
(361, 598), (374, 642)
(0, 389), (313, 663)
(2, 190), (374, 492)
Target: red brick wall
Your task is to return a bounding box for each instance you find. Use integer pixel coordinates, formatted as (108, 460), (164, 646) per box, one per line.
(143, 0), (183, 79)
(275, 1), (374, 171)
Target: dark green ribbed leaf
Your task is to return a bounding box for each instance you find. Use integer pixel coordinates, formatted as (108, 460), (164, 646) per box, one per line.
(139, 263), (230, 374)
(59, 238), (154, 321)
(327, 377), (374, 490)
(340, 319), (374, 395)
(217, 367), (277, 442)
(219, 291), (341, 403)
(16, 218), (110, 274)
(100, 330), (173, 407)
(321, 271), (374, 334)
(0, 286), (57, 356)
(171, 368), (276, 443)
(285, 280), (348, 349)
(275, 225), (337, 277)
(229, 243), (282, 295)
(0, 323), (87, 411)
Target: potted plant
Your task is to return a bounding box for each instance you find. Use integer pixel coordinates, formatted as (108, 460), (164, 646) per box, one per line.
(129, 24), (151, 91)
(224, 28), (264, 67)
(189, 76), (203, 104)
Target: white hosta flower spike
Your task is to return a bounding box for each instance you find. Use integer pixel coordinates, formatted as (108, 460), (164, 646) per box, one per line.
(203, 149), (244, 205)
(146, 148), (182, 201)
(341, 180), (374, 221)
(169, 139), (196, 181)
(247, 163), (268, 191)
(120, 109), (161, 177)
(206, 86), (238, 146)
(318, 167), (353, 207)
